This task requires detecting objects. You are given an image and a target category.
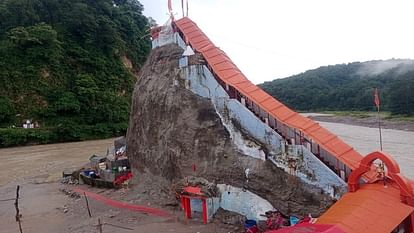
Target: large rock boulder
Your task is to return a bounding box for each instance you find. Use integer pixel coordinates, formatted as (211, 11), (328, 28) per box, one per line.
(126, 44), (333, 216)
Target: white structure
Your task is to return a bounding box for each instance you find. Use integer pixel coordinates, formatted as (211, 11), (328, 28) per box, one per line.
(190, 184), (275, 222)
(180, 62), (346, 198)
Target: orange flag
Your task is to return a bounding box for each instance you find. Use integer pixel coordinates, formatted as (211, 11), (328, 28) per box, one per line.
(374, 88), (380, 110)
(168, 0), (173, 14)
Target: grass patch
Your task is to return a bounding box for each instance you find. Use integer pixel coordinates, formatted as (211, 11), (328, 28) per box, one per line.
(383, 114), (414, 122)
(318, 111), (414, 122)
(319, 111), (374, 118)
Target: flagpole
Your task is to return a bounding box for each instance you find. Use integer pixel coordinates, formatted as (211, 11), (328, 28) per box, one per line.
(377, 106), (383, 151)
(374, 88), (386, 186)
(378, 107), (386, 186)
(374, 87), (383, 151)
(181, 0), (184, 18)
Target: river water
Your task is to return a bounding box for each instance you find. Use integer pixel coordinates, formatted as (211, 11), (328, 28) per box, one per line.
(317, 121), (414, 179)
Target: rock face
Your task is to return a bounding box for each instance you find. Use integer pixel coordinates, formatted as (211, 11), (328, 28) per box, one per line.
(126, 44), (333, 216)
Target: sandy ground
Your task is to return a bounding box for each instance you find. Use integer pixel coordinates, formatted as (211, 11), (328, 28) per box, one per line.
(0, 139), (236, 233)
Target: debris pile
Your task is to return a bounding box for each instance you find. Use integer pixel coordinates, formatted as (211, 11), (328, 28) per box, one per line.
(60, 176), (79, 185)
(61, 137), (132, 189)
(59, 188), (81, 199)
(212, 208), (246, 226)
(173, 176), (218, 197)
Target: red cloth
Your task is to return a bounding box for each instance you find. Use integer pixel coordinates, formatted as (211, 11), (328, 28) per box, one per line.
(266, 215), (284, 230)
(113, 172), (133, 185)
(246, 226), (259, 233)
(298, 216), (311, 224)
(73, 187), (170, 217)
(265, 223), (345, 233)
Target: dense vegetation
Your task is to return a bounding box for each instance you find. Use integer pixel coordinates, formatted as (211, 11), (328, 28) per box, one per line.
(260, 59), (414, 115)
(0, 0), (151, 147)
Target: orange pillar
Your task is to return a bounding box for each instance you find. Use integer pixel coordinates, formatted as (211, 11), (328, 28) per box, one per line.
(186, 197), (192, 218)
(409, 213), (414, 233)
(181, 196), (192, 219)
(202, 198), (207, 224)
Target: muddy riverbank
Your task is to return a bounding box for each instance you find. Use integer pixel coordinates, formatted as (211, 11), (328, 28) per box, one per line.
(301, 114), (414, 180)
(305, 113), (414, 132)
(0, 139), (244, 233)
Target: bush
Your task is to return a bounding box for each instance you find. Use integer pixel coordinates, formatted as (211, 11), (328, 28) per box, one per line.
(0, 128), (56, 147)
(0, 123), (128, 147)
(0, 96), (15, 125)
(54, 120), (84, 141)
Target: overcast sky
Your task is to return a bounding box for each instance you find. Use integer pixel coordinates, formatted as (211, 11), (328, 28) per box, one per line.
(139, 0), (414, 84)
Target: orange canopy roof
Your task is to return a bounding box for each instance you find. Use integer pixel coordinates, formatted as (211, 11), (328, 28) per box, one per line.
(174, 17), (364, 171)
(182, 186), (203, 196)
(317, 182), (414, 233)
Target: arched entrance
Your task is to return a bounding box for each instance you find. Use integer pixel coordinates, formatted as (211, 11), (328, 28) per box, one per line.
(348, 151), (414, 205)
(348, 151), (414, 232)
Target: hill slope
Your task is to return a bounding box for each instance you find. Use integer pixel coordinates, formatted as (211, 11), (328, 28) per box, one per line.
(260, 59), (414, 115)
(0, 0), (151, 146)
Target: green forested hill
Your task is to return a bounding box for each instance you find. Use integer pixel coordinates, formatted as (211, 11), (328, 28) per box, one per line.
(0, 0), (151, 146)
(260, 59), (414, 115)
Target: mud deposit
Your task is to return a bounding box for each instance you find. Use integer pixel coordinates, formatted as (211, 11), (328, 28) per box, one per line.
(126, 44), (334, 218)
(0, 139), (237, 233)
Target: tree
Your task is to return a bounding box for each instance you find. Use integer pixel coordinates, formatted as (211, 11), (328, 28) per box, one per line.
(0, 96), (15, 124)
(0, 0), (152, 144)
(260, 60), (414, 115)
(388, 78), (414, 115)
(53, 92), (81, 115)
(7, 23), (62, 62)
